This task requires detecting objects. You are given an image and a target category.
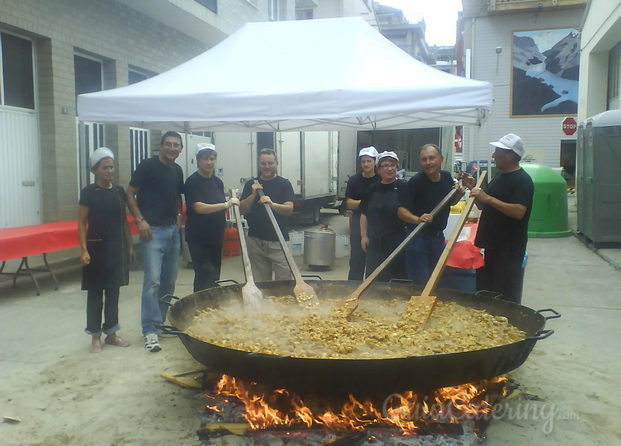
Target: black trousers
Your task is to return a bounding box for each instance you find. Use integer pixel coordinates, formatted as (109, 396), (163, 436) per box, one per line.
(348, 217), (366, 280)
(365, 232), (406, 282)
(86, 288), (120, 335)
(476, 248), (524, 304)
(188, 240), (223, 292)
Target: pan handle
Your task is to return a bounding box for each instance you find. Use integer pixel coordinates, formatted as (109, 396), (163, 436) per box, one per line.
(302, 274), (322, 280)
(475, 289), (504, 300)
(531, 329), (554, 340)
(216, 279), (239, 286)
(389, 278), (413, 284)
(160, 294), (180, 307)
(536, 308), (561, 320)
(159, 325), (184, 336)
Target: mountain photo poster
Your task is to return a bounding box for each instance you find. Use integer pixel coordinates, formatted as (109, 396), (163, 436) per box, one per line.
(511, 28), (580, 116)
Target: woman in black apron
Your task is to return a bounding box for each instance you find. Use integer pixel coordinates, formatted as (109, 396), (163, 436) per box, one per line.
(360, 151), (408, 281)
(344, 146), (379, 280)
(78, 147), (133, 353)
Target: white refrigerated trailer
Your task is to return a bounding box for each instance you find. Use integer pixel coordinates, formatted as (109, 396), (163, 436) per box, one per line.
(185, 130), (339, 224)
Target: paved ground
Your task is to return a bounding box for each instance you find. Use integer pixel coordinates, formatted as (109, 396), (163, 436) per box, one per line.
(1, 203), (620, 445)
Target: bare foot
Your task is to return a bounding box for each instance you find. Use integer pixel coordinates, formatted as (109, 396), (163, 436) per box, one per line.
(104, 333), (130, 347)
(90, 337), (103, 353)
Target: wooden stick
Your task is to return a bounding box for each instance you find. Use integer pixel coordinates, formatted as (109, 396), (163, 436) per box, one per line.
(230, 189), (264, 311)
(200, 422), (248, 435)
(256, 187), (319, 308)
(344, 188), (458, 318)
(412, 172), (487, 324)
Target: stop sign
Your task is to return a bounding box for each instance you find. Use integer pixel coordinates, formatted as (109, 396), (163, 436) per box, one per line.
(562, 117), (577, 136)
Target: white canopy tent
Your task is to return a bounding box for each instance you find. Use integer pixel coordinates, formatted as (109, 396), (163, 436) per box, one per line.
(78, 17), (492, 132)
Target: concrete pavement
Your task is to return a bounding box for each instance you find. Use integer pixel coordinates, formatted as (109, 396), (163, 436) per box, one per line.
(1, 205), (620, 445)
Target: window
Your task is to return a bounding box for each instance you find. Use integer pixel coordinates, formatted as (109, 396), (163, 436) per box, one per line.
(0, 32), (35, 109)
(296, 9), (313, 20)
(130, 127), (150, 173)
(74, 54), (103, 96)
(77, 121), (105, 189)
(195, 0), (217, 13)
(269, 0), (281, 21)
(75, 54), (104, 189)
(608, 41), (621, 110)
(128, 66), (156, 85)
(129, 70), (148, 85)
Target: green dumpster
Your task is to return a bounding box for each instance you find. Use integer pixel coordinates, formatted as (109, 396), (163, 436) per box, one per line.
(521, 163), (572, 238)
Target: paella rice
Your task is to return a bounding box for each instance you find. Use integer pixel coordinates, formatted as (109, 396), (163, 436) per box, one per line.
(185, 296), (526, 359)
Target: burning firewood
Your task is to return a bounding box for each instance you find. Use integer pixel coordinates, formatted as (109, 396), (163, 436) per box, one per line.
(199, 374), (511, 437)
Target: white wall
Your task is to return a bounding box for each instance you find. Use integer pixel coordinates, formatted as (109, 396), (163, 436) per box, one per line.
(211, 132), (256, 194)
(578, 0), (621, 121)
(463, 7), (585, 167)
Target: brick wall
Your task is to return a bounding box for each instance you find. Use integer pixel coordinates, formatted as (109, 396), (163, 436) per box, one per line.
(0, 0), (208, 221)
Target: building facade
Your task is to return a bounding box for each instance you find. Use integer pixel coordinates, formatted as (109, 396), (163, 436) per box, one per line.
(374, 2), (434, 64)
(300, 0), (375, 24)
(577, 0), (621, 120)
(0, 0), (295, 228)
(460, 0), (586, 170)
(0, 0), (439, 229)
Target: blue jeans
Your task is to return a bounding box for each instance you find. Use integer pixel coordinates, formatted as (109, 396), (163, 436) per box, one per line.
(405, 232), (445, 286)
(140, 225), (180, 335)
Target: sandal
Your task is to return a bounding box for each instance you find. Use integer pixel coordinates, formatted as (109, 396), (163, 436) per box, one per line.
(104, 333), (130, 347)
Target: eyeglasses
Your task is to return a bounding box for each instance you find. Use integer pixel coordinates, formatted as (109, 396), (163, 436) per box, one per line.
(163, 141), (182, 148)
(379, 163), (397, 169)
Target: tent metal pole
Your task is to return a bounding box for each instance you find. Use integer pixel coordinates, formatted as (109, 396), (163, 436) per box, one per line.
(183, 121), (190, 149)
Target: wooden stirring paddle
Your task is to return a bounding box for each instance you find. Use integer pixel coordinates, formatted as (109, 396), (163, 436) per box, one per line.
(230, 189), (263, 311)
(406, 172), (487, 326)
(256, 188), (320, 309)
(343, 187), (459, 319)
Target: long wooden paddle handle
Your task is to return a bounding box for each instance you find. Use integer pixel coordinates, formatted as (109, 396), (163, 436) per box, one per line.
(420, 171), (487, 299)
(230, 189), (255, 285)
(348, 187), (459, 302)
(256, 188), (303, 281)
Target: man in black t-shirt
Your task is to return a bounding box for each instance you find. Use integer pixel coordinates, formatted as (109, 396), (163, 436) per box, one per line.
(345, 146), (379, 280)
(464, 133), (534, 303)
(240, 148), (295, 282)
(398, 144), (462, 285)
(127, 131), (184, 353)
(184, 143), (238, 292)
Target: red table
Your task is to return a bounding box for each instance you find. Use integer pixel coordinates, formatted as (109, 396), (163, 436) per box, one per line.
(0, 216), (137, 295)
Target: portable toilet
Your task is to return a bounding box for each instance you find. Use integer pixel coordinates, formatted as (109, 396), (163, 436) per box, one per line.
(576, 110), (621, 246)
(521, 163), (571, 238)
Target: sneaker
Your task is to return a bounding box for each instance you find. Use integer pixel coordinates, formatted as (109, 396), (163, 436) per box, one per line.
(144, 333), (161, 353)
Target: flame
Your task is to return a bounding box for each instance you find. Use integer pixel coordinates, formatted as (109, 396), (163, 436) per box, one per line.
(210, 375), (508, 434)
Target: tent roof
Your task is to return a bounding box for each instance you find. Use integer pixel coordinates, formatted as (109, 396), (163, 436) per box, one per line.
(78, 17), (492, 132)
